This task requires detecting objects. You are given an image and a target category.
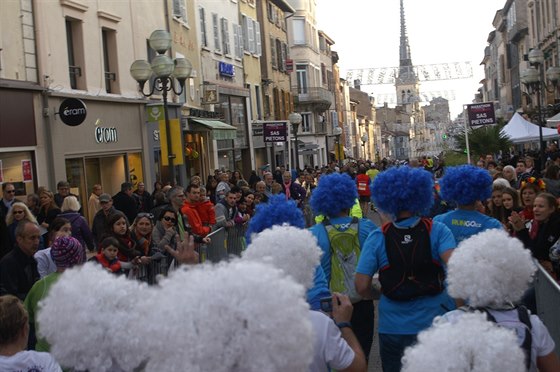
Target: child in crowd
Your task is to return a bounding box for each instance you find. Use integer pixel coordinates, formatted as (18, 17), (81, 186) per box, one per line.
(234, 200), (250, 225)
(89, 237), (123, 275)
(502, 187), (522, 235)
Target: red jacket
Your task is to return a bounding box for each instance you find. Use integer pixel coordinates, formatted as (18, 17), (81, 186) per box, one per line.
(181, 201), (211, 237)
(195, 199), (216, 226)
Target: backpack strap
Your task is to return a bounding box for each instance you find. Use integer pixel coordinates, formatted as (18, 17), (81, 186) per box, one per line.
(517, 306), (532, 370)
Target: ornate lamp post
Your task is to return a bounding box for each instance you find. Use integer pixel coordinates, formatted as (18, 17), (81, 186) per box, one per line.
(130, 30), (192, 184)
(520, 48), (560, 169)
(288, 112), (302, 171)
(333, 126), (343, 168)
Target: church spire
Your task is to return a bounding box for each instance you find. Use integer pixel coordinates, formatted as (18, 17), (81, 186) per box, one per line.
(398, 0), (416, 83)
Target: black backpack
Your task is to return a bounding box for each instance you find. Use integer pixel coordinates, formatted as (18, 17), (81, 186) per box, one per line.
(379, 218), (445, 301)
(460, 306), (532, 370)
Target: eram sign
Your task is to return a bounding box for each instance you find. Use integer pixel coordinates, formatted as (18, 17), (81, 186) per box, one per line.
(59, 98), (87, 126)
(466, 102), (496, 126)
(263, 122), (287, 142)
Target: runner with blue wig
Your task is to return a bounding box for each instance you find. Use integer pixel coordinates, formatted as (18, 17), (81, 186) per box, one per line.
(356, 166), (457, 372)
(370, 166), (434, 219)
(434, 165), (503, 244)
(309, 172), (377, 362)
(245, 194), (330, 312)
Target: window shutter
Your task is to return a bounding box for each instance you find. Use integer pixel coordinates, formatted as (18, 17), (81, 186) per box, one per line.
(248, 18), (255, 54)
(212, 13), (220, 52)
(221, 18), (230, 55)
(199, 7), (207, 47)
(173, 0), (182, 17)
(242, 15), (249, 52)
(254, 21), (261, 56)
(233, 24), (240, 58)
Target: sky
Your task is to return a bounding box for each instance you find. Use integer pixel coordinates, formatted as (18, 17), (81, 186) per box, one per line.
(316, 0), (507, 119)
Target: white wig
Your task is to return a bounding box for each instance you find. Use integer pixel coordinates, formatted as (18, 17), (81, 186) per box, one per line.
(243, 225), (322, 290)
(402, 312), (526, 372)
(39, 261), (313, 372)
(447, 229), (536, 307)
(144, 260), (312, 372)
(38, 264), (150, 371)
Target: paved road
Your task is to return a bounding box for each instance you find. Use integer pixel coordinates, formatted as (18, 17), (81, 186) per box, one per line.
(364, 208), (383, 372)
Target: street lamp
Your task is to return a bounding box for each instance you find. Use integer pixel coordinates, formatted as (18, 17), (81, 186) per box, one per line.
(361, 134), (369, 159)
(333, 126), (343, 168)
(520, 48), (560, 169)
(130, 30), (192, 185)
(288, 112), (302, 171)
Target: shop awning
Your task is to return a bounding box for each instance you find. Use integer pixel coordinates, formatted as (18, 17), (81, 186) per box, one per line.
(189, 119), (237, 140)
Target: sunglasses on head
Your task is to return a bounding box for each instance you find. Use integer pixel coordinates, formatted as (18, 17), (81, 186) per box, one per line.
(137, 212), (154, 221)
(163, 216), (177, 223)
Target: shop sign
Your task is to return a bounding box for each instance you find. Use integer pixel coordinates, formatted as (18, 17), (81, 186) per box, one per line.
(466, 102), (496, 126)
(189, 109), (222, 119)
(95, 126), (118, 143)
(263, 121), (288, 142)
(147, 105), (164, 122)
(218, 62), (235, 77)
(21, 160), (32, 182)
(59, 98), (87, 126)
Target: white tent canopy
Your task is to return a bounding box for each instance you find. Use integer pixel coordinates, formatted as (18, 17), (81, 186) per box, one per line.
(546, 112), (560, 127)
(500, 112), (558, 144)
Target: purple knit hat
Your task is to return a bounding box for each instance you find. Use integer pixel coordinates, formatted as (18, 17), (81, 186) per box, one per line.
(51, 236), (85, 268)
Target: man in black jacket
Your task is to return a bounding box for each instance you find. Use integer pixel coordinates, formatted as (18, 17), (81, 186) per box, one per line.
(92, 193), (120, 246)
(112, 182), (138, 223)
(0, 220), (40, 300)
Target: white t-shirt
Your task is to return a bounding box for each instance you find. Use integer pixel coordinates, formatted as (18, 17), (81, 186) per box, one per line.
(308, 310), (355, 372)
(0, 350), (62, 372)
(442, 308), (556, 372)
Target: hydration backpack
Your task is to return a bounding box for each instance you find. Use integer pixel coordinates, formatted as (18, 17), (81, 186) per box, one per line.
(379, 218), (444, 301)
(460, 306), (532, 370)
(323, 217), (362, 303)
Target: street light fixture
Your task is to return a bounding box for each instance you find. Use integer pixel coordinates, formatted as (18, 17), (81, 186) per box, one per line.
(333, 126), (343, 168)
(361, 134), (369, 159)
(130, 30), (192, 185)
(288, 112), (302, 171)
(520, 48), (560, 169)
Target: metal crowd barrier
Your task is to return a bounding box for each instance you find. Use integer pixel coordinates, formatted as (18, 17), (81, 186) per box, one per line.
(135, 225), (249, 284)
(201, 224), (247, 263)
(534, 262), (560, 355)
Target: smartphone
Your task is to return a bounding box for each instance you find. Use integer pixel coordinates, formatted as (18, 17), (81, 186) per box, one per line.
(320, 296), (333, 313)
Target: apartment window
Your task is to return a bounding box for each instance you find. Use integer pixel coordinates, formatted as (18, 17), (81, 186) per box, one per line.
(248, 17), (255, 53)
(212, 13), (220, 52)
(173, 0), (187, 23)
(296, 64), (308, 94)
(292, 18), (305, 45)
(270, 36), (277, 69)
(255, 85), (262, 120)
(65, 18), (85, 90)
(199, 7), (208, 47)
(276, 39), (283, 71)
(102, 28), (118, 93)
(221, 18), (230, 55)
(267, 2), (276, 23)
(301, 113), (312, 133)
(321, 63), (327, 85)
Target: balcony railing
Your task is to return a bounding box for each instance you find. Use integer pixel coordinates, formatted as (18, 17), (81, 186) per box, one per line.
(291, 86), (334, 111)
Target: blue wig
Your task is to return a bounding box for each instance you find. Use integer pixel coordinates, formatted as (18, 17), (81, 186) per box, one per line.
(245, 195), (305, 242)
(439, 165), (492, 205)
(371, 166), (433, 217)
(310, 173), (358, 217)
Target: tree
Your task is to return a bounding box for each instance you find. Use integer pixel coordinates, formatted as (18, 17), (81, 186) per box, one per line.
(454, 123), (512, 159)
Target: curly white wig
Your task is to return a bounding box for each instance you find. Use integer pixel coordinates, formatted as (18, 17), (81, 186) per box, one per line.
(39, 261), (313, 372)
(402, 312), (526, 372)
(447, 229), (536, 307)
(243, 225), (322, 290)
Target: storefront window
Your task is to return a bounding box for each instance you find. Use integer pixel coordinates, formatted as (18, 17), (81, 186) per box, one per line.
(0, 151), (36, 198)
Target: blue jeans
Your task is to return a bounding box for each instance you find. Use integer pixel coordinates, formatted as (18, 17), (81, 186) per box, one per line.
(379, 333), (417, 372)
